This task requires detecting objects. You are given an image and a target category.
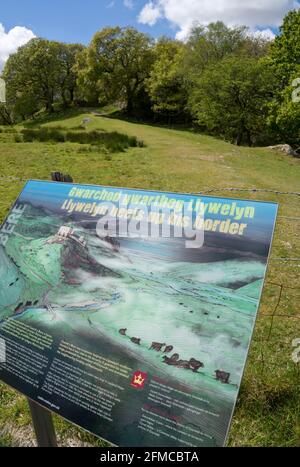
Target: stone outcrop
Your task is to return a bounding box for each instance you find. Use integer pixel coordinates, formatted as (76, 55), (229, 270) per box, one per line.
(268, 144), (299, 157)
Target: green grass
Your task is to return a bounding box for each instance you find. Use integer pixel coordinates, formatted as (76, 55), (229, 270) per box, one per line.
(0, 433), (14, 447)
(0, 109), (299, 447)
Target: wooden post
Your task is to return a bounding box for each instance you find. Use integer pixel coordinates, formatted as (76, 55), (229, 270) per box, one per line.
(51, 172), (73, 183)
(28, 399), (58, 447)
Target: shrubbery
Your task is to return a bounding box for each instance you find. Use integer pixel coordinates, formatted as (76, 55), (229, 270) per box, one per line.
(19, 127), (144, 152)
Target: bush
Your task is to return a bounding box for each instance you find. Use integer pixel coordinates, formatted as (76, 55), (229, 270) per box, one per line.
(22, 127), (66, 142)
(14, 134), (23, 143)
(20, 127), (144, 152)
(0, 127), (17, 134)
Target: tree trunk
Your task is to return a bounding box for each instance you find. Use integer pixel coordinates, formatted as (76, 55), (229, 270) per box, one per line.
(126, 98), (134, 116)
(245, 129), (252, 147)
(45, 89), (54, 113)
(126, 87), (135, 116)
(235, 131), (243, 146)
(46, 101), (54, 113)
(0, 106), (13, 125)
(62, 91), (68, 109)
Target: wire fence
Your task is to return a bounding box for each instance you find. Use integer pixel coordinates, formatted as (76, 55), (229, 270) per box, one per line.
(199, 187), (300, 370)
(199, 188), (300, 373)
(201, 190), (300, 344)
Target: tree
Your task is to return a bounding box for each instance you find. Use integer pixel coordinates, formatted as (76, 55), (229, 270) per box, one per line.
(267, 10), (300, 148)
(77, 27), (154, 114)
(57, 43), (84, 107)
(2, 38), (82, 119)
(269, 9), (300, 88)
(189, 56), (275, 146)
(267, 68), (300, 148)
(74, 47), (100, 106)
(183, 22), (248, 78)
(0, 104), (13, 125)
(12, 92), (41, 120)
(238, 35), (271, 60)
(3, 39), (62, 114)
(147, 38), (187, 122)
(182, 21), (271, 119)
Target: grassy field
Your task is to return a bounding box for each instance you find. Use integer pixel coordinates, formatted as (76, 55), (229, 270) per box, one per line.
(0, 110), (299, 447)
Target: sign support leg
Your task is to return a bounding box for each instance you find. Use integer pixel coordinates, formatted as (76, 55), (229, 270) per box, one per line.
(28, 399), (58, 447)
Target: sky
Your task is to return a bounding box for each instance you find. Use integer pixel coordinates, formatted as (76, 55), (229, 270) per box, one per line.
(0, 0), (299, 70)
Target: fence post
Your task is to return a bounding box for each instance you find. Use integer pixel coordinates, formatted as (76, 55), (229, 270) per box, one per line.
(51, 172), (73, 183)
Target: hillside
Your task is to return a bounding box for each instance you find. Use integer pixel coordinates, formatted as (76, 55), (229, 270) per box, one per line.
(0, 110), (299, 447)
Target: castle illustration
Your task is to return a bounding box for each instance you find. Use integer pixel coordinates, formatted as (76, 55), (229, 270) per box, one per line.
(47, 226), (87, 248)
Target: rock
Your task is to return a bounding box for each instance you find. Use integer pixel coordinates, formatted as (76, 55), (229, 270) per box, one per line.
(268, 144), (299, 157)
(82, 118), (92, 125)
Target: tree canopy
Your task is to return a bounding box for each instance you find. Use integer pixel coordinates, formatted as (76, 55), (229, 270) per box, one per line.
(189, 56), (275, 145)
(0, 11), (299, 148)
(2, 38), (83, 119)
(147, 38), (187, 120)
(270, 9), (300, 87)
(77, 27), (154, 115)
(267, 9), (300, 148)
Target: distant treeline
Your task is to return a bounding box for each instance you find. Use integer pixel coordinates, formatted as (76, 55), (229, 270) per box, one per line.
(0, 9), (299, 147)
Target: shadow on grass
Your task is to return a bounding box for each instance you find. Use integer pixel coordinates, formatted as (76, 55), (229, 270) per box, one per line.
(99, 109), (231, 142)
(100, 110), (278, 148)
(22, 106), (209, 140)
(22, 108), (88, 128)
